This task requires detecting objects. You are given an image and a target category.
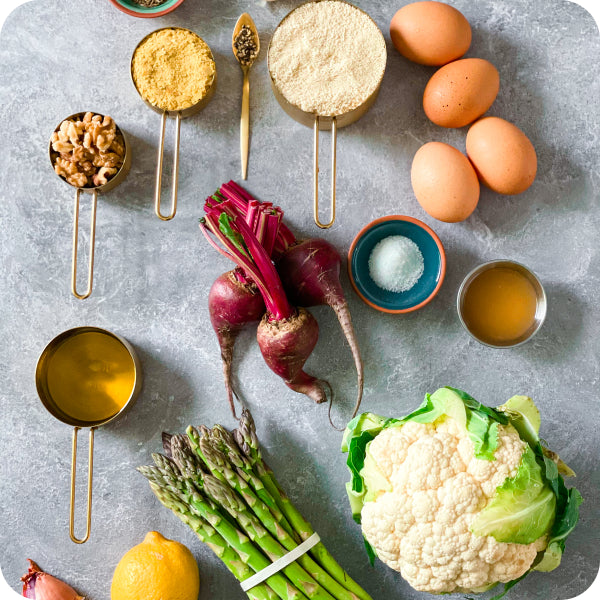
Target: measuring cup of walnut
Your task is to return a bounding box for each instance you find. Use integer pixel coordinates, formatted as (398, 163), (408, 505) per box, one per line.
(49, 112), (131, 299)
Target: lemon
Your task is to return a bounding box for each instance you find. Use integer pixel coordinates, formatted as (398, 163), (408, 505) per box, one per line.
(111, 531), (200, 600)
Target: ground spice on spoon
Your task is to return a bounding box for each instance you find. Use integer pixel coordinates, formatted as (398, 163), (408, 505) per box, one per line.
(234, 25), (258, 66)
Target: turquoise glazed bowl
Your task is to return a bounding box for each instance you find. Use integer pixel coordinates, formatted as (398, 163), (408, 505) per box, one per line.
(348, 215), (446, 313)
(108, 0), (186, 18)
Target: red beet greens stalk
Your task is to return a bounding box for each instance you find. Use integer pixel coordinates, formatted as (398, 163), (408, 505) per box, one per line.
(214, 181), (296, 258)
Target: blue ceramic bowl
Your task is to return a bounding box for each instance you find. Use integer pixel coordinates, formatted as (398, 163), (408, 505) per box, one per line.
(348, 215), (446, 313)
(109, 0), (186, 18)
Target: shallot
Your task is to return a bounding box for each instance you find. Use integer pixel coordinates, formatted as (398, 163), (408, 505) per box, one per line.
(21, 560), (83, 600)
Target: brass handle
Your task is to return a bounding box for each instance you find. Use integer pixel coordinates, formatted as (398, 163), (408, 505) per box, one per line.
(155, 111), (181, 221)
(240, 68), (250, 180)
(313, 116), (337, 229)
(71, 188), (97, 300)
(69, 427), (95, 544)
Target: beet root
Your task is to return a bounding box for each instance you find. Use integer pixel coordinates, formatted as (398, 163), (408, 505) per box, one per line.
(209, 270), (266, 416)
(277, 239), (364, 417)
(256, 307), (329, 404)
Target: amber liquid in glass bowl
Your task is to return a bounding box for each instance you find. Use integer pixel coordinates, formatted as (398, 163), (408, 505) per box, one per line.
(461, 267), (538, 346)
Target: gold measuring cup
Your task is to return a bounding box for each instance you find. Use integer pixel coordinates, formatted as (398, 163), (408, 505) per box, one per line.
(131, 27), (217, 221)
(268, 0), (386, 229)
(35, 327), (142, 544)
(49, 113), (131, 299)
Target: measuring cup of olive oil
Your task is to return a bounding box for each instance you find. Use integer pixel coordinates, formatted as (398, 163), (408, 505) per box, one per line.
(36, 327), (142, 543)
(457, 260), (547, 348)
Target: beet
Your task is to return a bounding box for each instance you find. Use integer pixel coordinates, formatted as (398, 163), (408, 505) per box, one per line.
(276, 239), (364, 417)
(202, 194), (333, 413)
(209, 269), (265, 416)
(256, 308), (328, 404)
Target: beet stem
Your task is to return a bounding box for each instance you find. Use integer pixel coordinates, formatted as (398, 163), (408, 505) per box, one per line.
(204, 210), (293, 321)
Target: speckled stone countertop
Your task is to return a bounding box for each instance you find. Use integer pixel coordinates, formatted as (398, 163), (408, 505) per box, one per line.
(0, 0), (598, 598)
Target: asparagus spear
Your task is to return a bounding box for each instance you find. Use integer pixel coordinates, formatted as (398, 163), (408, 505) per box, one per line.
(207, 420), (370, 599)
(142, 414), (371, 600)
(234, 410), (372, 600)
(162, 440), (365, 600)
(141, 475), (278, 600)
(171, 443), (337, 600)
(174, 434), (287, 540)
(188, 424), (293, 536)
(139, 455), (309, 600)
(194, 434), (366, 600)
(201, 435), (295, 540)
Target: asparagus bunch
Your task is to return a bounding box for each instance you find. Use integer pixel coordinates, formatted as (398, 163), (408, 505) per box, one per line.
(138, 410), (372, 600)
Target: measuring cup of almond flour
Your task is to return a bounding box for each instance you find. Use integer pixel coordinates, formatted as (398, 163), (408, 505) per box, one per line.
(36, 327), (142, 543)
(49, 112), (131, 299)
(268, 0), (386, 229)
(131, 27), (217, 221)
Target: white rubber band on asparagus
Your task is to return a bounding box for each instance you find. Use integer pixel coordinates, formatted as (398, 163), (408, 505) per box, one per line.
(240, 532), (321, 591)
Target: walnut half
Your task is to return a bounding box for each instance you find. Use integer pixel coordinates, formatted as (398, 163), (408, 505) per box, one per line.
(92, 167), (118, 187)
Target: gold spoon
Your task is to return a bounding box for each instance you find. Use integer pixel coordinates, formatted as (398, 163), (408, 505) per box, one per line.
(232, 13), (260, 180)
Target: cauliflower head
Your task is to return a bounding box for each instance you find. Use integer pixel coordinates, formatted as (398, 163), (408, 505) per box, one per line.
(342, 388), (582, 597)
(362, 419), (541, 593)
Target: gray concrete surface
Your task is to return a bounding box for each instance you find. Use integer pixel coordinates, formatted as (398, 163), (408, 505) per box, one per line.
(0, 0), (598, 598)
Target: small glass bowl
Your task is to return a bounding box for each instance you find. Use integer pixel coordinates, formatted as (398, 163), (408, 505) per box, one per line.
(457, 260), (547, 348)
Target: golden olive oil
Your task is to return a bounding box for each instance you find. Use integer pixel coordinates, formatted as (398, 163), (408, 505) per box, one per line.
(46, 332), (135, 423)
(462, 267), (538, 345)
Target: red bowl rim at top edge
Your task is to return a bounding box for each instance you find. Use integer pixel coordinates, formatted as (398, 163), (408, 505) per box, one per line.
(108, 0), (186, 18)
(347, 214), (447, 314)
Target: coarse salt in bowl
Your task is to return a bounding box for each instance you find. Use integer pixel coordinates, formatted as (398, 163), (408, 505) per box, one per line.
(368, 235), (425, 293)
(348, 215), (446, 313)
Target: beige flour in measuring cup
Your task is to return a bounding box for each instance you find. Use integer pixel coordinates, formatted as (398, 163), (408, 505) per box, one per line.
(268, 1), (387, 117)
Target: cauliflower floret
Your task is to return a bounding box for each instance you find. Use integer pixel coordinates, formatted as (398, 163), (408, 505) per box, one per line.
(361, 419), (544, 593)
(371, 422), (431, 480)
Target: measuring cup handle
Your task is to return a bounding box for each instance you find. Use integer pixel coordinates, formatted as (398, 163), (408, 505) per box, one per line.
(313, 116), (337, 229)
(69, 427), (95, 544)
(71, 188), (97, 300)
(155, 112), (181, 221)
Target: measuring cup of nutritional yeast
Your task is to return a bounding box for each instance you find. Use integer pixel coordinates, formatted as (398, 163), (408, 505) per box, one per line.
(131, 27), (216, 221)
(35, 327), (142, 543)
(457, 260), (547, 348)
(268, 0), (386, 229)
(49, 112), (131, 299)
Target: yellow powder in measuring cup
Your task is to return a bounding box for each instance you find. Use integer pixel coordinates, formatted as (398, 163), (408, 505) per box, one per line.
(132, 28), (216, 112)
(46, 332), (136, 424)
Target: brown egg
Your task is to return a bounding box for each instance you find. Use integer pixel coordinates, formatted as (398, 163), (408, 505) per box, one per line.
(423, 58), (500, 128)
(390, 1), (472, 66)
(411, 141), (480, 222)
(466, 117), (537, 194)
